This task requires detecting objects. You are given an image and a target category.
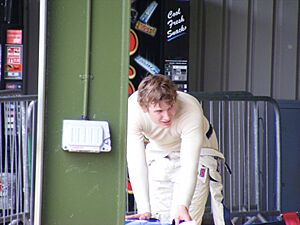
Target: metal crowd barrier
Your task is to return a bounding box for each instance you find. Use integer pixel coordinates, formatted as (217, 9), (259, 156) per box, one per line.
(126, 91), (281, 225)
(0, 95), (37, 225)
(189, 92), (281, 224)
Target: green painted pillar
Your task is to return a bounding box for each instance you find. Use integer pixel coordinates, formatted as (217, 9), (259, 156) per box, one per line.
(43, 1), (130, 224)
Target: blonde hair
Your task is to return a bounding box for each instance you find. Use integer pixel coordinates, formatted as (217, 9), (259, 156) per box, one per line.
(137, 74), (177, 109)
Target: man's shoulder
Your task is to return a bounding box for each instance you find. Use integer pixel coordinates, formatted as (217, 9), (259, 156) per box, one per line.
(128, 92), (139, 106)
(128, 91), (138, 100)
(177, 91), (200, 105)
(128, 92), (143, 115)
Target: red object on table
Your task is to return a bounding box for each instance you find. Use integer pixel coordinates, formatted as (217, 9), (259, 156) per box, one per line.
(282, 212), (300, 225)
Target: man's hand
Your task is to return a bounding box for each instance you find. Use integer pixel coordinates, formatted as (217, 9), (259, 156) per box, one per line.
(174, 205), (192, 225)
(125, 211), (151, 220)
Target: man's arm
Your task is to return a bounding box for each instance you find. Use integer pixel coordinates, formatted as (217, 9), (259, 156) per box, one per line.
(178, 125), (203, 207)
(127, 132), (151, 213)
(174, 96), (206, 209)
(126, 94), (151, 214)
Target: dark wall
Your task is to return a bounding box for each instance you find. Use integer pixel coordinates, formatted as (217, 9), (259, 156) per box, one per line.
(189, 0), (300, 100)
(189, 0), (300, 213)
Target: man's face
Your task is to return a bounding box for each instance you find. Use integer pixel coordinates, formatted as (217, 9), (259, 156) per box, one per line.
(146, 101), (176, 128)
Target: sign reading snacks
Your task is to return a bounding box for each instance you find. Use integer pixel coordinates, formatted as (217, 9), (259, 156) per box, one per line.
(166, 7), (187, 42)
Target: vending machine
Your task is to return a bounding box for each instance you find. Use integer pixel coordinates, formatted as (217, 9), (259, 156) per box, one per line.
(0, 0), (24, 92)
(129, 0), (190, 94)
(127, 0), (190, 212)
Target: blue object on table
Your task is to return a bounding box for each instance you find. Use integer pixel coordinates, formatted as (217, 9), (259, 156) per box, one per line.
(124, 219), (170, 225)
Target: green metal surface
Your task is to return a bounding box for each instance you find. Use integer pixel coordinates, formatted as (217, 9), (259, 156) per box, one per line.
(43, 1), (130, 224)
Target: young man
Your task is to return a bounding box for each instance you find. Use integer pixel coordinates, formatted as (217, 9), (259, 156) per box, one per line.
(126, 74), (228, 225)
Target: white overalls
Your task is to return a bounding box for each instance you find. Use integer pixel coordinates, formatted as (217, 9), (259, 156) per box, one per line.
(146, 130), (227, 225)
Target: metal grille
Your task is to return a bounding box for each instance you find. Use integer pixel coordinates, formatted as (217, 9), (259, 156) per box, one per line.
(0, 95), (37, 225)
(190, 92), (281, 224)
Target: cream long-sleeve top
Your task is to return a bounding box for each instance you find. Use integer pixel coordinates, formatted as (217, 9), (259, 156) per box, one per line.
(127, 91), (211, 214)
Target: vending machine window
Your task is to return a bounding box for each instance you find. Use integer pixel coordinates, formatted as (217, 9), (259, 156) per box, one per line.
(0, 0), (24, 92)
(0, 0), (38, 94)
